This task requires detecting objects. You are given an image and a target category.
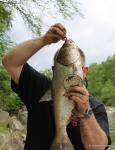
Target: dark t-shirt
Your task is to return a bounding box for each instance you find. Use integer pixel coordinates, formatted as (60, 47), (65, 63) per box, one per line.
(11, 63), (111, 150)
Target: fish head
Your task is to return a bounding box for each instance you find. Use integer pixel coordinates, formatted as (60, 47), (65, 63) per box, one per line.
(55, 39), (81, 66)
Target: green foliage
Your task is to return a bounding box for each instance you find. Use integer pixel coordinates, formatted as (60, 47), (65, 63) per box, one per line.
(0, 34), (14, 56)
(0, 0), (80, 54)
(0, 65), (23, 113)
(101, 80), (115, 106)
(0, 3), (13, 55)
(0, 3), (12, 33)
(0, 0), (80, 35)
(88, 55), (115, 106)
(56, 0), (80, 19)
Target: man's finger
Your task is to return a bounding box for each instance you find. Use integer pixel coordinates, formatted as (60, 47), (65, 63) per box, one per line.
(67, 86), (88, 96)
(65, 92), (83, 99)
(49, 26), (66, 39)
(52, 23), (66, 34)
(69, 95), (81, 103)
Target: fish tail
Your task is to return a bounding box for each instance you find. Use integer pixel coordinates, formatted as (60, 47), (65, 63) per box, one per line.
(50, 137), (74, 150)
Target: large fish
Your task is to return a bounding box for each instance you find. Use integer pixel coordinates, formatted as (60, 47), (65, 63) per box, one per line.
(50, 39), (84, 150)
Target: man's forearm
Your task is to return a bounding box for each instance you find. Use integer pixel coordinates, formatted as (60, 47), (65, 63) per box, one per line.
(2, 37), (46, 67)
(80, 115), (108, 150)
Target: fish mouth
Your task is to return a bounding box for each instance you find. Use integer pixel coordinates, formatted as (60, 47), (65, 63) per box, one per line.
(56, 39), (80, 66)
(65, 38), (74, 44)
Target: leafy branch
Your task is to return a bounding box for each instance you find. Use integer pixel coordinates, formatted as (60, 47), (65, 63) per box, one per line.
(0, 0), (80, 35)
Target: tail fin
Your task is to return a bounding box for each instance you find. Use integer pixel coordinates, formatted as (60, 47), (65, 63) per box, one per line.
(50, 137), (74, 150)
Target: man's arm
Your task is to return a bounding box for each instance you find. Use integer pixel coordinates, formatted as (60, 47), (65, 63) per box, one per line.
(2, 23), (66, 84)
(80, 115), (108, 150)
(65, 86), (108, 150)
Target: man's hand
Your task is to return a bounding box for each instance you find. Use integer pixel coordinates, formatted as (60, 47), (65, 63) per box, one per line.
(42, 23), (66, 45)
(64, 85), (89, 114)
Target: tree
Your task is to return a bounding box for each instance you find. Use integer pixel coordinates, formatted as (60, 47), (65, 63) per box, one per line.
(87, 55), (115, 106)
(101, 55), (115, 85)
(87, 63), (104, 99)
(101, 80), (115, 106)
(0, 65), (23, 113)
(0, 2), (12, 33)
(0, 0), (80, 56)
(0, 0), (80, 35)
(0, 2), (12, 55)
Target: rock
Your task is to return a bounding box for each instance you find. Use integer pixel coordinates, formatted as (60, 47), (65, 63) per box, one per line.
(9, 116), (25, 132)
(105, 106), (115, 120)
(0, 109), (26, 150)
(0, 134), (4, 146)
(0, 131), (24, 150)
(0, 109), (11, 125)
(9, 130), (25, 150)
(18, 107), (27, 126)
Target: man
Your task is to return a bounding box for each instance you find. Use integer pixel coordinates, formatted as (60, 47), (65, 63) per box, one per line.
(2, 23), (111, 150)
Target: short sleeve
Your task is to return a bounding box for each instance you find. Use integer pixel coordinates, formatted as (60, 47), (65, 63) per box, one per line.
(11, 63), (51, 110)
(90, 96), (111, 148)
